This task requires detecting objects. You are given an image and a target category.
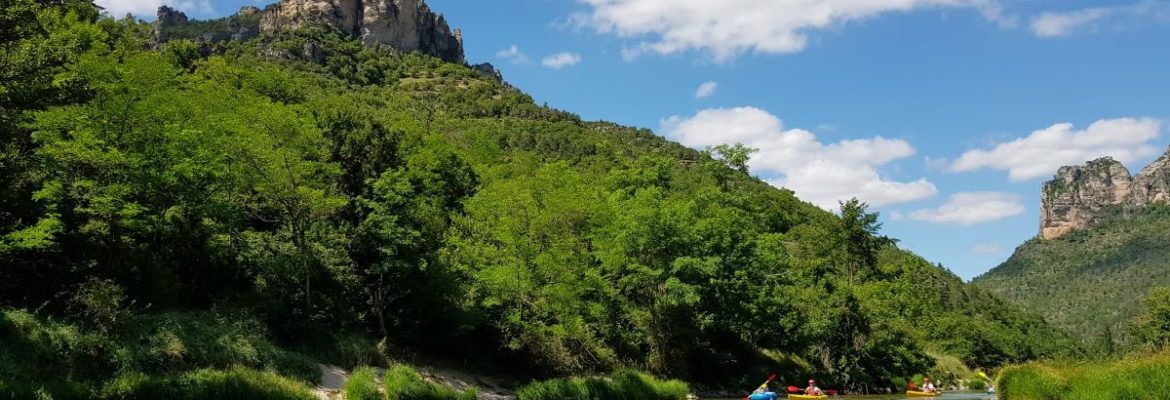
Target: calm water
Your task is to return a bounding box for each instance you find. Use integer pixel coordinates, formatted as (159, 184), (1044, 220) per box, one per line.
(709, 392), (996, 400)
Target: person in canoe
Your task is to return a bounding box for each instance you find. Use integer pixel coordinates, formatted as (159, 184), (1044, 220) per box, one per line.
(804, 379), (825, 396)
(748, 386), (780, 400)
(921, 377), (938, 393)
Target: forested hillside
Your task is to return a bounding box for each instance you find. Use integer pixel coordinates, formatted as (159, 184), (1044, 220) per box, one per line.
(1, 1), (1076, 397)
(975, 205), (1170, 352)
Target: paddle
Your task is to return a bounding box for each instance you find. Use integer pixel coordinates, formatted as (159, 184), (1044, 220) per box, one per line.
(743, 373), (777, 400)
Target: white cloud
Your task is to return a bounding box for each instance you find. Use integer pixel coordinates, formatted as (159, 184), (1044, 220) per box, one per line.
(661, 107), (937, 209)
(571, 0), (1008, 62)
(1030, 2), (1170, 38)
(694, 82), (718, 99)
(951, 118), (1163, 181)
(495, 45), (530, 64)
(541, 52), (582, 69)
(972, 242), (1007, 255)
(1031, 8), (1114, 37)
(909, 192), (1025, 226)
(95, 0), (214, 18)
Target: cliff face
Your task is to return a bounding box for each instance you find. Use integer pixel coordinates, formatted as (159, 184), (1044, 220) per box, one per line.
(153, 6), (188, 42)
(260, 0), (464, 63)
(1040, 147), (1170, 239)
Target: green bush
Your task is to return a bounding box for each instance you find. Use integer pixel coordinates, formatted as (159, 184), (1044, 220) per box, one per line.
(343, 366), (380, 400)
(100, 367), (317, 400)
(516, 370), (689, 400)
(384, 365), (475, 400)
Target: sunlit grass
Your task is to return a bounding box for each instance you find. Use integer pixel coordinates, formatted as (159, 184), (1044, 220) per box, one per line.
(997, 351), (1170, 400)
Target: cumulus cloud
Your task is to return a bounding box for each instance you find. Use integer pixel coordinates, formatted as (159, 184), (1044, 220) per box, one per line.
(972, 242), (1007, 255)
(694, 82), (718, 99)
(495, 45), (530, 64)
(909, 192), (1025, 226)
(1030, 2), (1170, 38)
(951, 118), (1163, 181)
(542, 52), (582, 69)
(571, 0), (1007, 62)
(661, 107), (937, 209)
(95, 0), (213, 18)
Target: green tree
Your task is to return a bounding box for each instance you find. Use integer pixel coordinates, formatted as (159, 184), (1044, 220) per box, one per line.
(839, 198), (897, 287)
(1137, 287), (1170, 349)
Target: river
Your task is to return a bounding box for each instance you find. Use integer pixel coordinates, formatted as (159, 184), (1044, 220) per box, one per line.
(709, 392), (996, 400)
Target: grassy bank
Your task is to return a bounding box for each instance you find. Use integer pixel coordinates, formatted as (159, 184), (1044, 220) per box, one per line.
(516, 370), (689, 400)
(0, 308), (320, 399)
(997, 351), (1170, 400)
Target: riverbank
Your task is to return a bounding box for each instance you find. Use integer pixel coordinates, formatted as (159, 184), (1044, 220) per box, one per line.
(996, 351), (1170, 400)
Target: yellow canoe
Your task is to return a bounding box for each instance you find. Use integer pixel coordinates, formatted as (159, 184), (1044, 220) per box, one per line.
(907, 390), (941, 397)
(789, 395), (828, 400)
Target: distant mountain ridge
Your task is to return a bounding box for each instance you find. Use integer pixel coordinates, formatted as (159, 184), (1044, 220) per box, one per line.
(975, 146), (1170, 350)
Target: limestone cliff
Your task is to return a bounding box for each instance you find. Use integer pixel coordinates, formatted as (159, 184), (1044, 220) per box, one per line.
(153, 6), (188, 42)
(1040, 147), (1170, 239)
(259, 0), (464, 63)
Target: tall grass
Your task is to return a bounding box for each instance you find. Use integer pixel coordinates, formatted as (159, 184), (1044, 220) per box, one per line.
(997, 351), (1170, 400)
(343, 366), (381, 400)
(1, 308), (320, 398)
(100, 367), (317, 400)
(384, 364), (476, 400)
(516, 370), (690, 400)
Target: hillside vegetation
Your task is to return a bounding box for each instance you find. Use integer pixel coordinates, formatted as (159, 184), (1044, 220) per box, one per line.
(974, 205), (1170, 351)
(1, 1), (1076, 397)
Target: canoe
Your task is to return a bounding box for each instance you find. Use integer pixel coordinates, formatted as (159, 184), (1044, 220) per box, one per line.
(789, 395), (828, 400)
(906, 390), (941, 397)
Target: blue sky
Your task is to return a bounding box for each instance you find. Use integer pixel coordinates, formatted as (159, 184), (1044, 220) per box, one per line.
(100, 0), (1170, 280)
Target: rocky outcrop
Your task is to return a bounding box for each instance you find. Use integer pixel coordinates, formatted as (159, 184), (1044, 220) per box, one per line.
(1131, 151), (1170, 205)
(259, 0), (464, 63)
(1040, 147), (1170, 239)
(470, 62), (503, 81)
(152, 6), (261, 44)
(153, 6), (188, 42)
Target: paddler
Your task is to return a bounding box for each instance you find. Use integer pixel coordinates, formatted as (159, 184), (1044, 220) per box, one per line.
(748, 386), (780, 400)
(804, 379), (825, 396)
(921, 377), (938, 393)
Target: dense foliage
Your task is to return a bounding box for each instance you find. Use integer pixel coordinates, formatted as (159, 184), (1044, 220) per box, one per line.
(1, 1), (1077, 396)
(1135, 287), (1170, 350)
(974, 205), (1170, 352)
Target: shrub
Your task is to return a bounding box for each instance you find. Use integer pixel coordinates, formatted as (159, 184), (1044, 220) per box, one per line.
(384, 365), (475, 400)
(516, 370), (689, 400)
(343, 366), (380, 400)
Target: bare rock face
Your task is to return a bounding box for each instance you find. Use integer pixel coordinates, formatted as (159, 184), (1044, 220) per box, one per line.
(1131, 151), (1170, 205)
(1040, 147), (1170, 239)
(260, 0), (464, 63)
(1040, 158), (1133, 240)
(154, 6), (189, 41)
